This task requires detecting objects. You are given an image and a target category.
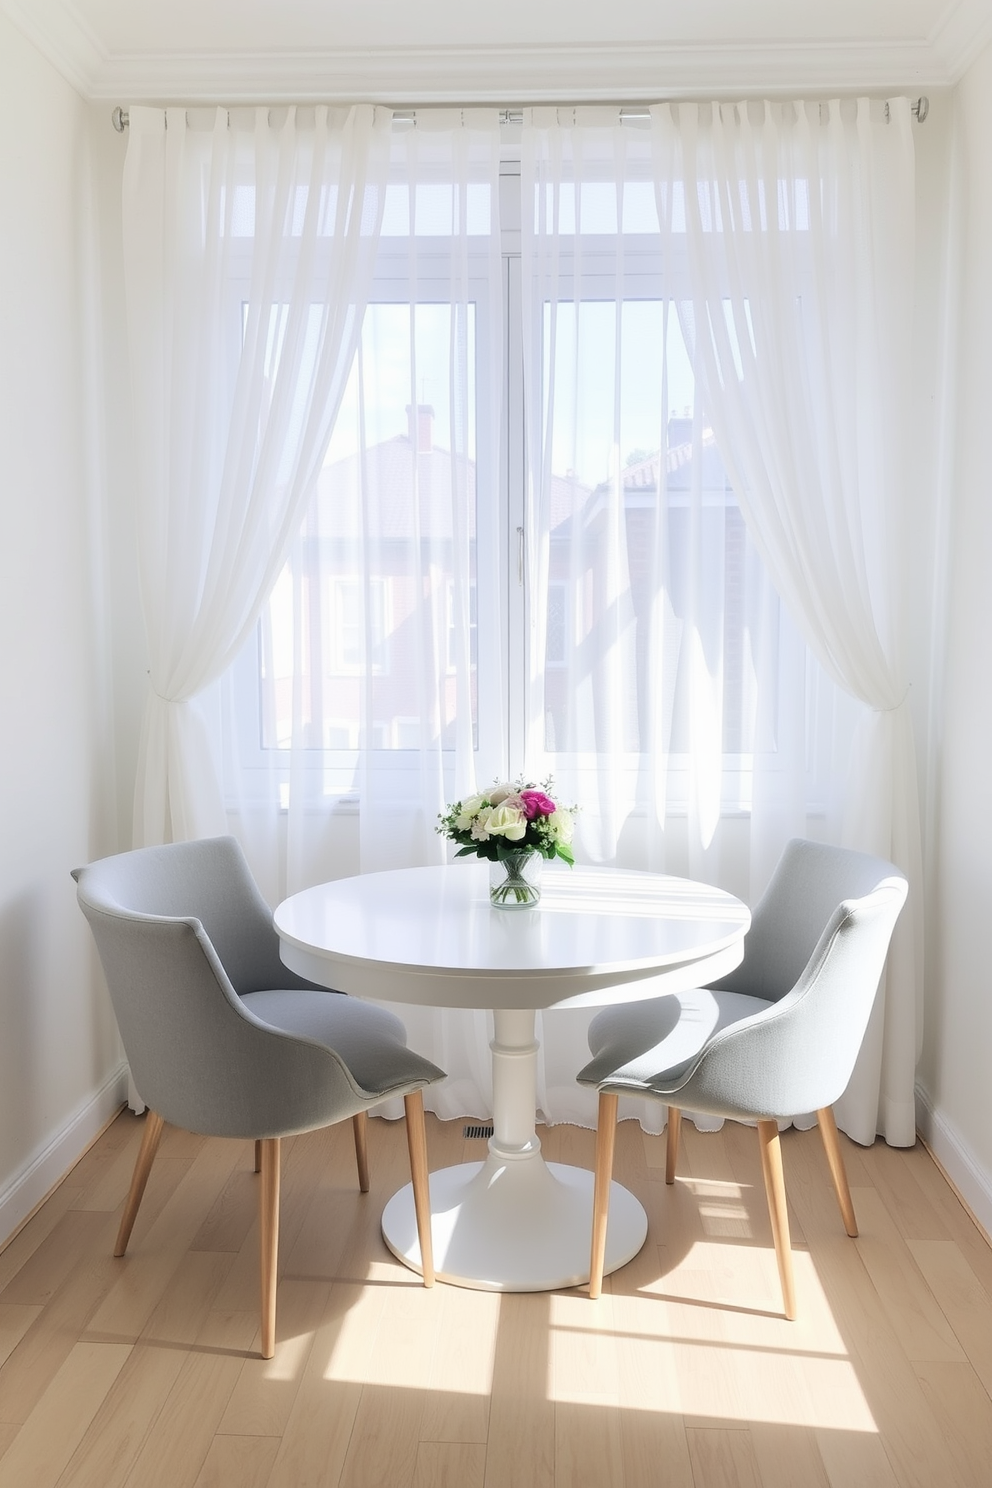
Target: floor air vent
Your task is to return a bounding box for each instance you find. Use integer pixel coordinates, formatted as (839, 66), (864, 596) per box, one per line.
(463, 1123), (494, 1139)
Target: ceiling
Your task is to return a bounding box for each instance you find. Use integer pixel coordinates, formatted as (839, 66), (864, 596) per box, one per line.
(3, 0), (991, 103)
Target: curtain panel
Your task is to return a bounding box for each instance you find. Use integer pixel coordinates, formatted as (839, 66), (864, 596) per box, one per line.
(122, 104), (392, 845)
(651, 98), (922, 1143)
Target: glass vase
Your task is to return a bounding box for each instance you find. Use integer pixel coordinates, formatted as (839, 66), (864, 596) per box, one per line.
(488, 851), (543, 910)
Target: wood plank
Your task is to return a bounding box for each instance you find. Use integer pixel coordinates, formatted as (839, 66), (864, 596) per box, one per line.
(190, 1168), (259, 1255)
(749, 1423), (831, 1488)
(337, 1257), (444, 1488)
(0, 1247), (123, 1425)
(57, 1252), (235, 1488)
(850, 1189), (965, 1362)
(907, 1238), (992, 1397)
(56, 1345), (191, 1488)
(0, 1307), (42, 1372)
(914, 1359), (992, 1488)
(264, 1283), (373, 1488)
(413, 1441), (486, 1488)
(685, 1427), (761, 1488)
(119, 1310), (258, 1488)
(551, 1289), (624, 1488)
(216, 1279), (329, 1438)
(0, 1185), (82, 1295)
(908, 1148), (992, 1300)
(814, 1430), (903, 1488)
(786, 1223), (967, 1488)
(483, 1294), (555, 1488)
(190, 1434), (280, 1488)
(420, 1284), (497, 1445)
(74, 1123), (146, 1215)
(608, 1243), (695, 1488)
(0, 1341), (131, 1488)
(1, 1211), (114, 1308)
(858, 1141), (952, 1243)
(86, 1140), (243, 1343)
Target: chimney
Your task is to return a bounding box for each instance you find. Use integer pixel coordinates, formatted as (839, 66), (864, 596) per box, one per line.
(406, 403), (435, 454)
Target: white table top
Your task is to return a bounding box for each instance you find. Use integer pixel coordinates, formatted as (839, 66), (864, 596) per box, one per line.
(275, 862), (750, 1011)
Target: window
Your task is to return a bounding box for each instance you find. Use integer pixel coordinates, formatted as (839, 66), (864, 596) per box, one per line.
(224, 135), (851, 830)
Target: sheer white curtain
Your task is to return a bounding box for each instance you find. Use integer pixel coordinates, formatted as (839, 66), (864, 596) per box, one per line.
(203, 103), (919, 1141)
(219, 111), (506, 1120)
(650, 99), (921, 1144)
(519, 108), (859, 1131)
(122, 104), (391, 844)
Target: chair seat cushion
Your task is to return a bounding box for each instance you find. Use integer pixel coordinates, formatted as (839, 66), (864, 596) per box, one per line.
(240, 990), (445, 1098)
(577, 988), (772, 1094)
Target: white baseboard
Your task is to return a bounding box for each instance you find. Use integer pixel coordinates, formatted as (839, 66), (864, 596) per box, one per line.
(915, 1081), (992, 1242)
(0, 1061), (129, 1249)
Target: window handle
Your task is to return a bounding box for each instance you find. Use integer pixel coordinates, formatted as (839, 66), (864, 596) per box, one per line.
(517, 525), (525, 586)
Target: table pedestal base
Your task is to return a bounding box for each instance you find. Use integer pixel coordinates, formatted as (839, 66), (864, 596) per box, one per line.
(381, 1149), (648, 1292)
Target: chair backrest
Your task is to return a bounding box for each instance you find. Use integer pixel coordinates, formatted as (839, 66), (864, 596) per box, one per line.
(73, 838), (354, 1137)
(676, 840), (908, 1120)
(713, 838), (904, 1003)
(72, 836), (298, 997)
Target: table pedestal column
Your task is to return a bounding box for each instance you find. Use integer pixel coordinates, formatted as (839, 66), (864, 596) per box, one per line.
(381, 1008), (648, 1292)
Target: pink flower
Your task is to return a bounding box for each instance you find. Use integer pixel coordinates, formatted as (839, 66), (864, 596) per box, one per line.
(518, 789), (556, 819)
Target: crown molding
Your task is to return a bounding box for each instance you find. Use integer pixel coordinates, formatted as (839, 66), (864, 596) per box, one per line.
(2, 0), (987, 106)
(0, 0), (104, 96)
(930, 0), (992, 79)
(82, 40), (955, 106)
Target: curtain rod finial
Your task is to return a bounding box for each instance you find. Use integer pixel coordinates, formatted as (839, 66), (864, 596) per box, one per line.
(112, 106), (129, 133)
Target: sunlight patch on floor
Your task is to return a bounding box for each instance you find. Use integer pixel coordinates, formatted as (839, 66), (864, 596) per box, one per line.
(546, 1252), (878, 1432)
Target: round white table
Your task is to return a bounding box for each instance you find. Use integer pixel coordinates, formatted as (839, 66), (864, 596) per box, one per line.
(275, 862), (749, 1292)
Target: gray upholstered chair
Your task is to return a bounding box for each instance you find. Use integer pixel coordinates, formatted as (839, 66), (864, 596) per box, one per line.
(578, 839), (908, 1317)
(73, 836), (445, 1358)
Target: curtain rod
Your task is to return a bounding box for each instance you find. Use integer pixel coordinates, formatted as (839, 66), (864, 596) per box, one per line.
(111, 97), (930, 133)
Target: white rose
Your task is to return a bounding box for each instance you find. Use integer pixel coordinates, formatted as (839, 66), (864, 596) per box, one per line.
(545, 807), (573, 844)
(455, 792), (488, 830)
(483, 803), (527, 841)
(487, 783), (515, 806)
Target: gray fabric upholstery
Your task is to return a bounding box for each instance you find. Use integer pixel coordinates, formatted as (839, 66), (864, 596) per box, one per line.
(73, 837), (445, 1140)
(241, 991), (427, 1099)
(577, 839), (907, 1124)
(581, 989), (773, 1092)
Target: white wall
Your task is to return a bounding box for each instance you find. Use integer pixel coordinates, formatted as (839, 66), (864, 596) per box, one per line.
(0, 13), (127, 1244)
(918, 36), (992, 1230)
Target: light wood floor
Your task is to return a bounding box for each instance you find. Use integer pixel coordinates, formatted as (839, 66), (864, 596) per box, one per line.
(1, 1110), (991, 1488)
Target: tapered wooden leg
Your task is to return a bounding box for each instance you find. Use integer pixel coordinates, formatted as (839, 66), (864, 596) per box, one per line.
(757, 1120), (796, 1320)
(254, 1140), (262, 1174)
(353, 1112), (371, 1194)
(114, 1110), (165, 1258)
(259, 1137), (281, 1359)
(403, 1092), (435, 1287)
(665, 1106), (682, 1185)
(589, 1091), (619, 1300)
(818, 1105), (858, 1238)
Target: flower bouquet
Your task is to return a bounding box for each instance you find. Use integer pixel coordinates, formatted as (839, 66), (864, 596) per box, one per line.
(437, 780), (576, 908)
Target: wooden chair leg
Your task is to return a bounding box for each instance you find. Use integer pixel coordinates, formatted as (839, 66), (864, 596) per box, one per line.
(757, 1120), (796, 1321)
(353, 1112), (371, 1194)
(665, 1106), (682, 1185)
(259, 1137), (281, 1359)
(403, 1091), (435, 1288)
(589, 1091), (619, 1300)
(817, 1105), (858, 1238)
(254, 1139), (262, 1174)
(114, 1110), (165, 1258)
